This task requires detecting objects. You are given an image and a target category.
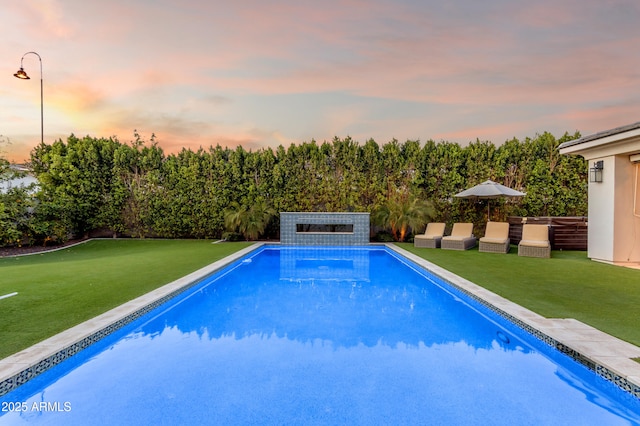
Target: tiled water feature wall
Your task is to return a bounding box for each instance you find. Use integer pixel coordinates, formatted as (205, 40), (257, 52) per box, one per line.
(280, 212), (370, 245)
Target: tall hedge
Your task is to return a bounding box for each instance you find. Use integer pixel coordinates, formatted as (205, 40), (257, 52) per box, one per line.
(0, 131), (587, 245)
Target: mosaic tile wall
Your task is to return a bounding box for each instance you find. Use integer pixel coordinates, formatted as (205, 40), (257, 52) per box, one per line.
(280, 212), (370, 245)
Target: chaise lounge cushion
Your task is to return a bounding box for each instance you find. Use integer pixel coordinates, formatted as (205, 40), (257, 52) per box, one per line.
(441, 223), (476, 250)
(414, 222), (446, 248)
(481, 237), (509, 244)
(518, 224), (551, 258)
(479, 221), (510, 254)
(442, 223), (474, 241)
(518, 239), (549, 248)
(519, 224), (550, 247)
(479, 222), (509, 243)
(421, 222), (446, 238)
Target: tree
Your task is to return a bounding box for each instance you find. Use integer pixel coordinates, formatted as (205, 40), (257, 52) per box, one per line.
(419, 141), (467, 222)
(30, 135), (123, 238)
(224, 200), (276, 241)
(0, 186), (30, 246)
(0, 137), (43, 245)
(112, 138), (165, 238)
(463, 139), (496, 185)
(357, 139), (385, 208)
(372, 195), (435, 242)
(15, 129), (587, 244)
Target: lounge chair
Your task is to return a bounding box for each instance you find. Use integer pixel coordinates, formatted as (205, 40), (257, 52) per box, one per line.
(441, 223), (477, 250)
(479, 222), (510, 254)
(414, 222), (446, 248)
(518, 224), (551, 258)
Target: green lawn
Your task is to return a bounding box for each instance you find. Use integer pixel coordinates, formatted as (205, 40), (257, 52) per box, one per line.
(0, 239), (252, 360)
(397, 243), (640, 348)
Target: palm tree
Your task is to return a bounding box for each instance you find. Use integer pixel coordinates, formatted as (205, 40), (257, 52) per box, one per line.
(373, 196), (435, 242)
(224, 200), (276, 241)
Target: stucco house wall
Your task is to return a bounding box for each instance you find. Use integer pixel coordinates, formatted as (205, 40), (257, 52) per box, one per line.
(586, 156), (615, 262)
(613, 156), (640, 263)
(559, 122), (640, 266)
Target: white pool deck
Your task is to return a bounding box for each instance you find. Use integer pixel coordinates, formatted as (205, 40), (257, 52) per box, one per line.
(1, 243), (639, 398)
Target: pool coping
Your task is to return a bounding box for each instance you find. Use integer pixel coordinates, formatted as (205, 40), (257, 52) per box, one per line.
(386, 244), (640, 399)
(1, 242), (639, 399)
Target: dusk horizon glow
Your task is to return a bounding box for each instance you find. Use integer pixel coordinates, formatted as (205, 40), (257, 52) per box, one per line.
(3, 0), (640, 163)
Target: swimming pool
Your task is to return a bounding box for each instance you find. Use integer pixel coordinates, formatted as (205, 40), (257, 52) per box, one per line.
(1, 245), (639, 425)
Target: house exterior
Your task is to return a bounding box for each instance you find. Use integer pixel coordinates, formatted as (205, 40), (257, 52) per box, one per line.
(0, 165), (37, 193)
(558, 121), (640, 267)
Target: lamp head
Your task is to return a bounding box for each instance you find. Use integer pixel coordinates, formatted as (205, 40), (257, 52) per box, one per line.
(14, 68), (30, 79)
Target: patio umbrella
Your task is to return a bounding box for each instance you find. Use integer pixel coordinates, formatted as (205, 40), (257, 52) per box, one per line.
(454, 180), (525, 219)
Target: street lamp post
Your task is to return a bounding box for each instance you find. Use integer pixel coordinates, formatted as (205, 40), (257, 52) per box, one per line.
(14, 52), (43, 145)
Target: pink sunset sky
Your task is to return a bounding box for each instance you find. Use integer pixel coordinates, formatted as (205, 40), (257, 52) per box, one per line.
(2, 0), (640, 162)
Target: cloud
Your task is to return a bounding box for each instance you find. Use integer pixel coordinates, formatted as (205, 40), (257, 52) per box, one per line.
(48, 82), (106, 114)
(3, 0), (640, 162)
(9, 0), (75, 40)
(558, 101), (640, 136)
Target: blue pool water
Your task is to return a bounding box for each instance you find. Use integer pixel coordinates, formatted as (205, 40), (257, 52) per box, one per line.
(1, 246), (639, 425)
